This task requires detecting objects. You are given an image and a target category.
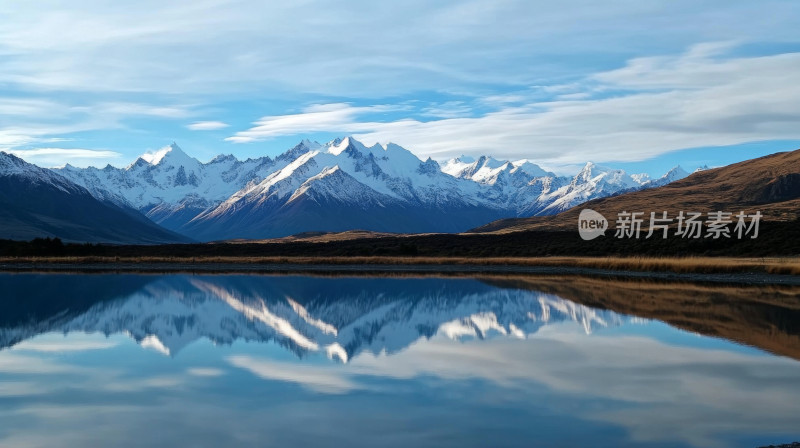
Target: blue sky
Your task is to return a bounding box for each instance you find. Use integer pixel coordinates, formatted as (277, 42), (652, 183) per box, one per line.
(1, 1), (800, 176)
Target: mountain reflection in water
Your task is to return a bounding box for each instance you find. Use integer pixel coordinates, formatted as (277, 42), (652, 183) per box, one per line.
(1, 275), (626, 359)
(0, 273), (799, 448)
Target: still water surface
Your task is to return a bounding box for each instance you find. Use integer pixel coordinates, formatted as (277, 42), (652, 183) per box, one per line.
(1, 273), (799, 448)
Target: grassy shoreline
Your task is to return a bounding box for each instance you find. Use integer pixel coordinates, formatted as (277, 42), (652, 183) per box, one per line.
(1, 255), (799, 275)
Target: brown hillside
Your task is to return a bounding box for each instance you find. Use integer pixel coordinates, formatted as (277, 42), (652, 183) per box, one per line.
(473, 148), (800, 233)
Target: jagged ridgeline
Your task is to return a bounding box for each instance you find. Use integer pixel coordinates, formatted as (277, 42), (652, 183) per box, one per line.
(51, 137), (686, 241)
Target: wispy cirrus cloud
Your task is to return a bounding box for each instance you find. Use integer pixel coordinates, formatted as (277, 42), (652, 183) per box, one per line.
(228, 330), (800, 447)
(226, 44), (800, 166)
(1, 2), (799, 167)
(7, 148), (122, 167)
(187, 121), (229, 131)
(186, 367), (226, 377)
(227, 355), (360, 394)
(11, 339), (119, 352)
(225, 103), (398, 143)
(419, 101), (473, 118)
(0, 98), (194, 161)
(1, 1), (798, 96)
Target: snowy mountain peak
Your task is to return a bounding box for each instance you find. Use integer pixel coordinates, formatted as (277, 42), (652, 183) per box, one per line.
(664, 165), (689, 180)
(418, 157), (440, 175)
(573, 162), (633, 185)
(510, 160), (551, 178)
(140, 142), (175, 164)
(141, 143), (200, 168)
(643, 165), (690, 188)
(327, 136), (368, 156)
(2, 151), (58, 179)
(296, 139), (322, 153)
(209, 154), (238, 164)
(0, 151), (30, 174)
(631, 173), (651, 184)
(1, 151), (91, 196)
(456, 154), (476, 163)
(300, 138), (319, 148)
(537, 162), (641, 215)
(277, 140), (316, 162)
(441, 154), (509, 182)
(378, 142), (408, 155)
(478, 155), (506, 169)
(629, 166), (689, 188)
(575, 162), (602, 183)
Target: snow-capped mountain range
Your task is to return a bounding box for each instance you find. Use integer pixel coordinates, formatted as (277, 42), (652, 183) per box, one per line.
(0, 151), (190, 243)
(0, 275), (627, 361)
(52, 137), (688, 241)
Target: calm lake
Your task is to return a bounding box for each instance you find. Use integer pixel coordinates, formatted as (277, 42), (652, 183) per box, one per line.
(1, 273), (799, 448)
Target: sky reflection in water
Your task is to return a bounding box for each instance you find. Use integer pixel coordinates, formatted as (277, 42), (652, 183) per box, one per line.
(0, 273), (798, 448)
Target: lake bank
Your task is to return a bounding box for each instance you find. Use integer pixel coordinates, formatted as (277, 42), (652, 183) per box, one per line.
(1, 256), (799, 285)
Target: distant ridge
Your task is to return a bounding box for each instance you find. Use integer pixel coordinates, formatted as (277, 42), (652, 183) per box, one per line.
(472, 148), (800, 233)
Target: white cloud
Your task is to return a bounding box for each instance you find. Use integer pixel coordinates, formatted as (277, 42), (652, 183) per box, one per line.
(420, 101), (473, 118)
(2, 327), (799, 447)
(227, 355), (361, 394)
(228, 330), (800, 447)
(187, 121), (229, 131)
(0, 382), (50, 397)
(0, 132), (43, 148)
(1, 1), (798, 96)
(100, 375), (184, 392)
(7, 148), (122, 167)
(90, 102), (192, 118)
(187, 367), (226, 377)
(0, 3), (798, 166)
(0, 98), (64, 117)
(11, 339), (118, 352)
(226, 45), (800, 166)
(0, 96), (193, 161)
(225, 103), (397, 143)
(0, 353), (84, 374)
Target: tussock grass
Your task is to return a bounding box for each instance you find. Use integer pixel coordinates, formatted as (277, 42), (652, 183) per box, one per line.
(1, 255), (799, 275)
